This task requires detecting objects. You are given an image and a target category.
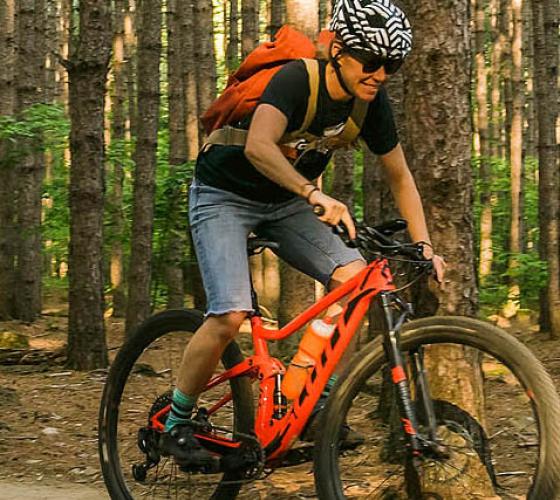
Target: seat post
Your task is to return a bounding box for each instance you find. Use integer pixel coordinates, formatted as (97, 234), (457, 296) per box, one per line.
(248, 256), (261, 315)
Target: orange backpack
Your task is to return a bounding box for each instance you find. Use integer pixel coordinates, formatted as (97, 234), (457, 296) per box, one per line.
(200, 26), (368, 158)
(201, 25), (317, 135)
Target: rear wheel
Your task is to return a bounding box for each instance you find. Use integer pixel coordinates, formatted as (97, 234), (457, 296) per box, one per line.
(314, 316), (560, 499)
(99, 309), (255, 499)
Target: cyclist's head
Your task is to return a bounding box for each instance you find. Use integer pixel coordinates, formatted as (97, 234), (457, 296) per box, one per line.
(328, 0), (412, 100)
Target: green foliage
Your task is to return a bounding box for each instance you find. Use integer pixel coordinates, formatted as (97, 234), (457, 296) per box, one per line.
(0, 104), (69, 162)
(473, 153), (544, 312)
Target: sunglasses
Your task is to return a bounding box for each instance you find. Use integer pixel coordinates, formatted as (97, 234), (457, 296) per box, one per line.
(344, 48), (404, 75)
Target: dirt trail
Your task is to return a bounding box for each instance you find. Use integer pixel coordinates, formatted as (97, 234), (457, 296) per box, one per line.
(0, 480), (108, 499)
(1, 307), (559, 498)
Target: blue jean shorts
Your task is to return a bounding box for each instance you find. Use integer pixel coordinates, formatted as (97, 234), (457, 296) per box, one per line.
(189, 179), (364, 316)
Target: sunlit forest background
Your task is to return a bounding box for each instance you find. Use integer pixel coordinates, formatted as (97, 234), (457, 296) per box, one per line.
(0, 0), (558, 368)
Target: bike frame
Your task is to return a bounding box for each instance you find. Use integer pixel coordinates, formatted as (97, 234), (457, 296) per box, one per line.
(188, 256), (429, 464)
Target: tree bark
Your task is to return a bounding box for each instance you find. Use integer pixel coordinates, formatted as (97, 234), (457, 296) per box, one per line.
(14, 0), (45, 322)
(269, 0), (283, 38)
(241, 0), (259, 58)
(533, 0), (560, 338)
(109, 0), (128, 317)
(166, 0), (187, 309)
(504, 0), (524, 318)
(330, 149), (354, 211)
(285, 0), (318, 39)
(0, 0), (17, 319)
(403, 0), (492, 494)
(277, 0), (319, 350)
(489, 0), (504, 159)
(66, 0), (112, 369)
(182, 0), (199, 159)
(226, 0), (240, 73)
(125, 0), (162, 336)
(475, 0), (493, 281)
(194, 0), (217, 147)
(124, 0), (137, 140)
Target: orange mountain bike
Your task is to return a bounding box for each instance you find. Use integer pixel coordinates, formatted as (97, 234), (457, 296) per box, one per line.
(98, 219), (560, 499)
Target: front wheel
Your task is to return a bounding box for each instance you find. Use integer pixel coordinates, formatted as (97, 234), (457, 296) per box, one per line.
(314, 316), (560, 499)
(98, 309), (255, 499)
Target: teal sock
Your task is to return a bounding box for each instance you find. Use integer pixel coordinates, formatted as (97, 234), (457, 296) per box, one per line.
(321, 375), (339, 399)
(164, 388), (198, 432)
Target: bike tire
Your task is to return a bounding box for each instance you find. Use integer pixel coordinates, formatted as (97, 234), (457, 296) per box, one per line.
(98, 309), (254, 500)
(314, 316), (560, 499)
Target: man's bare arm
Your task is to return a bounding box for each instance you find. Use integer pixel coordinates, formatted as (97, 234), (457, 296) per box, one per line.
(245, 103), (356, 238)
(380, 143), (446, 282)
(244, 104), (312, 197)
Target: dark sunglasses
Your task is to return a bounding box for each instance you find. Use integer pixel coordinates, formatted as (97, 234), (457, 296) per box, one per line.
(344, 47), (404, 75)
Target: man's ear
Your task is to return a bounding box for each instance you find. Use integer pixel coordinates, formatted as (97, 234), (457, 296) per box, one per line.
(330, 39), (345, 60)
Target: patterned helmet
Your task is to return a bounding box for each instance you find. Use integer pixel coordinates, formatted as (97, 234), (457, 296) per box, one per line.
(329, 0), (413, 59)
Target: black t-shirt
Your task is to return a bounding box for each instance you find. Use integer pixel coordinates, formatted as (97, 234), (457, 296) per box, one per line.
(195, 59), (399, 203)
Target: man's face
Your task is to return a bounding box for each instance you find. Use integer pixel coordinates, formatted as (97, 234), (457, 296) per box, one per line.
(333, 42), (401, 101)
(340, 53), (388, 101)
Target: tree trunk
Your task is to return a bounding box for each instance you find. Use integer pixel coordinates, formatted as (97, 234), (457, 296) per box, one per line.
(14, 0), (45, 322)
(501, 0), (513, 162)
(182, 0), (199, 159)
(533, 0), (560, 338)
(504, 0), (524, 318)
(262, 248), (280, 318)
(166, 0), (187, 309)
(125, 0), (162, 336)
(194, 0), (217, 147)
(226, 0), (239, 73)
(241, 0), (259, 58)
(330, 149), (354, 211)
(66, 0), (112, 370)
(523, 0), (536, 160)
(44, 0), (57, 103)
(124, 0), (137, 140)
(475, 0), (493, 281)
(109, 0), (127, 317)
(0, 0), (17, 320)
(277, 0), (318, 350)
(58, 0), (72, 106)
(489, 0), (504, 159)
(269, 0), (283, 38)
(403, 0), (492, 495)
(285, 0), (318, 38)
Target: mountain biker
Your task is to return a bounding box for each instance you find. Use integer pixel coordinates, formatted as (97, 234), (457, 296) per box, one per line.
(160, 0), (446, 465)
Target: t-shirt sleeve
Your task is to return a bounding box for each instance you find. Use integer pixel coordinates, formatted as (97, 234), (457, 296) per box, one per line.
(258, 60), (309, 133)
(360, 87), (399, 155)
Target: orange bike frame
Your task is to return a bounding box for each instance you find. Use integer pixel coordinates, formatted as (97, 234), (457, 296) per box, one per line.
(202, 257), (396, 463)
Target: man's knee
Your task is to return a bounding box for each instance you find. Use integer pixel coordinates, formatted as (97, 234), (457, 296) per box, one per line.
(204, 311), (248, 343)
(329, 259), (367, 289)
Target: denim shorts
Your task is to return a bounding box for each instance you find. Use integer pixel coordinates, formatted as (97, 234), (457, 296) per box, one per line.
(189, 179), (364, 316)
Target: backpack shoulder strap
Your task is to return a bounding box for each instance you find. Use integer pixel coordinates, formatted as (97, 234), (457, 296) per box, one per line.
(282, 58), (320, 141)
(335, 98), (369, 145)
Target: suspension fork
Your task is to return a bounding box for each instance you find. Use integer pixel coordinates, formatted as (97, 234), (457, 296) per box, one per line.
(410, 346), (439, 442)
(380, 292), (423, 456)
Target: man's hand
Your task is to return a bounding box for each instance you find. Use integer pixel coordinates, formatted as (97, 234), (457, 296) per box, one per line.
(422, 244), (446, 286)
(308, 190), (356, 240)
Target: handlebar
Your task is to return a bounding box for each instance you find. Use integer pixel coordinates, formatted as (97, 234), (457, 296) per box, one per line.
(312, 205), (432, 265)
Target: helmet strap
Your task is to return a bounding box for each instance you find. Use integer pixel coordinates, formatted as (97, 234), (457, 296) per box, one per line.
(329, 44), (353, 98)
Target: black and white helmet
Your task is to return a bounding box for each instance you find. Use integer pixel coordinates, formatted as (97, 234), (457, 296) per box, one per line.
(329, 0), (413, 59)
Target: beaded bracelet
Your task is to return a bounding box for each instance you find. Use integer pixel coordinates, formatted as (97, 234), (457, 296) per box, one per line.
(303, 184), (320, 204)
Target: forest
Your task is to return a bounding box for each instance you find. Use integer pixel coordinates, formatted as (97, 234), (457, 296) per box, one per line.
(0, 0), (559, 498)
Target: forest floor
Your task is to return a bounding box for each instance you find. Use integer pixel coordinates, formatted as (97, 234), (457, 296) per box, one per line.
(0, 299), (559, 499)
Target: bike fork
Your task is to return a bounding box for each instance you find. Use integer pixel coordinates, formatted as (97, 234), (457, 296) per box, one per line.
(380, 293), (423, 458)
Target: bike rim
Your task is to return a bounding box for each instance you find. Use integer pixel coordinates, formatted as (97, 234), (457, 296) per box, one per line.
(328, 339), (541, 499)
(103, 329), (243, 499)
